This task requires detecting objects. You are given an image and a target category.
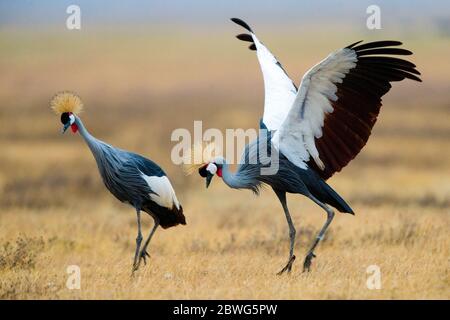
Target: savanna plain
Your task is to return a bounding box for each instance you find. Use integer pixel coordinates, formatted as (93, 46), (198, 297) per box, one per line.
(0, 26), (449, 299)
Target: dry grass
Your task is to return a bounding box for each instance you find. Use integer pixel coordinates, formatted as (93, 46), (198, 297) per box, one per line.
(0, 27), (449, 299)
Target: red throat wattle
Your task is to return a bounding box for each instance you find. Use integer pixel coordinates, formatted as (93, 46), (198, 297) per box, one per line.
(67, 112), (78, 133)
(217, 167), (223, 177)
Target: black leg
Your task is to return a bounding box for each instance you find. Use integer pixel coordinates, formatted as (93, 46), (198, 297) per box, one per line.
(303, 195), (335, 272)
(132, 208), (143, 273)
(138, 218), (160, 267)
(274, 189), (297, 275)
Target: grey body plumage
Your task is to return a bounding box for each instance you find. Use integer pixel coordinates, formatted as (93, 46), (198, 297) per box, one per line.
(219, 132), (352, 214)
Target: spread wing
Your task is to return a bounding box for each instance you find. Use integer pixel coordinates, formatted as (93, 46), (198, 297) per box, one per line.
(231, 18), (297, 131)
(272, 40), (421, 179)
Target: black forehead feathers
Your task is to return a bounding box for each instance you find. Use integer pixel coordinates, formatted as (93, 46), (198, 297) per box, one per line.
(198, 165), (208, 177)
(60, 112), (70, 124)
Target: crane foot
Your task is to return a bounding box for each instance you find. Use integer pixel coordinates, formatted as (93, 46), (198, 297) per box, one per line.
(130, 251), (150, 276)
(302, 252), (316, 272)
(139, 250), (151, 265)
(131, 262), (140, 275)
(277, 255), (296, 275)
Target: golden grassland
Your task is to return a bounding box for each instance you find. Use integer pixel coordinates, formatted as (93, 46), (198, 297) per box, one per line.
(0, 28), (449, 299)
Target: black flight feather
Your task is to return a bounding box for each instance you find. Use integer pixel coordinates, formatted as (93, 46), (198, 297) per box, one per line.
(346, 40), (363, 49)
(357, 48), (413, 56)
(236, 33), (254, 42)
(352, 40), (402, 51)
(230, 18), (253, 32)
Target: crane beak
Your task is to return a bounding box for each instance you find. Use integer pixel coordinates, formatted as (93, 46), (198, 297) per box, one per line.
(206, 173), (214, 188)
(62, 122), (71, 134)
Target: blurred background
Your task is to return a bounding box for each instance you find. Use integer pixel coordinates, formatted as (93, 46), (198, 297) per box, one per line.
(0, 1), (448, 299)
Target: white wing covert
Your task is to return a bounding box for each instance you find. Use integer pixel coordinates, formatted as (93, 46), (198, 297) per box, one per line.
(231, 18), (297, 131)
(274, 40), (421, 179)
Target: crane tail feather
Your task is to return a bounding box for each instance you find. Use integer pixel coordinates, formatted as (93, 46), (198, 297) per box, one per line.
(319, 181), (354, 214)
(156, 205), (186, 229)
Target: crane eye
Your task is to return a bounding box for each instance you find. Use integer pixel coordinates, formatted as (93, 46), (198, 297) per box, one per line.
(198, 165), (208, 177)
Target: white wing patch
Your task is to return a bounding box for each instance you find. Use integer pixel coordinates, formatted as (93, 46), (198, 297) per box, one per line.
(140, 174), (180, 210)
(273, 48), (357, 170)
(251, 35), (297, 131)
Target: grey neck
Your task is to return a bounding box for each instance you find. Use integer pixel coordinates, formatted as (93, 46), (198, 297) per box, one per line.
(74, 116), (102, 154)
(74, 115), (121, 178)
(218, 158), (248, 190)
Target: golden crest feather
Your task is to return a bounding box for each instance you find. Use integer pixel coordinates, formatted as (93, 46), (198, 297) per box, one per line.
(183, 141), (222, 175)
(50, 91), (83, 115)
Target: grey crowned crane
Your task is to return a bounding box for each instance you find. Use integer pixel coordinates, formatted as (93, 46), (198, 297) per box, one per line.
(51, 92), (186, 272)
(189, 18), (421, 274)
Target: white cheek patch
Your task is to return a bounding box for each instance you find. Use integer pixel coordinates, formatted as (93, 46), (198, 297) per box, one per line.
(206, 163), (217, 175)
(69, 114), (75, 125)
